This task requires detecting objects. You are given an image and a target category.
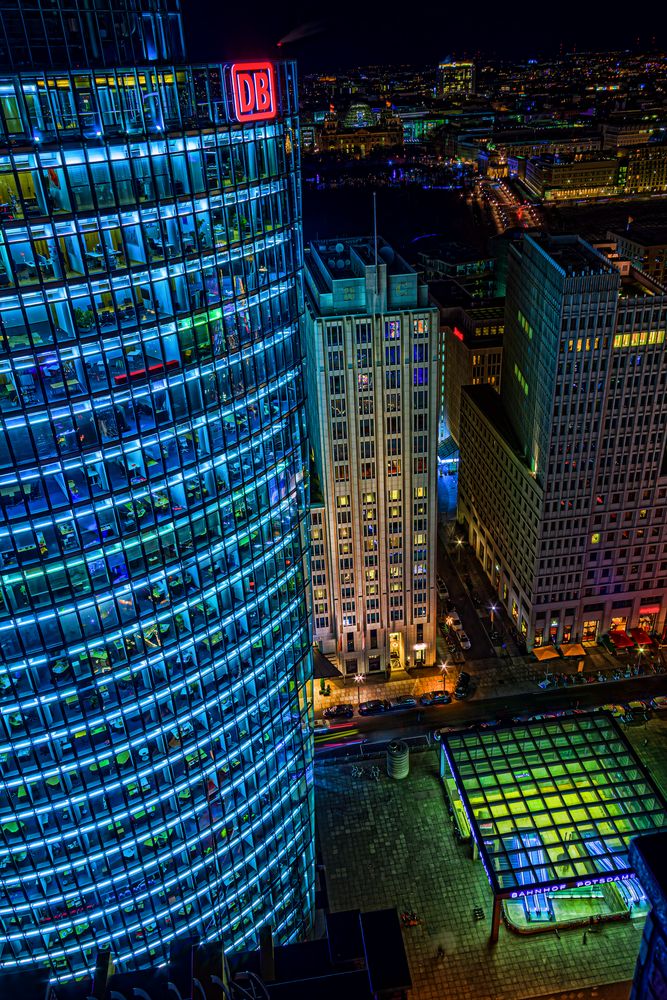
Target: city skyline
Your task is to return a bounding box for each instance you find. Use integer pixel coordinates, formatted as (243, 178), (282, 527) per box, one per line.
(2, 2), (667, 997)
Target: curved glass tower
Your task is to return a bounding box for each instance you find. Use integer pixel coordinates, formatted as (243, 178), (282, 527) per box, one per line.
(0, 6), (314, 982)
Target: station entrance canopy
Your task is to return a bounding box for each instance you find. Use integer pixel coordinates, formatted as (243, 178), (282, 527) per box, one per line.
(441, 714), (667, 939)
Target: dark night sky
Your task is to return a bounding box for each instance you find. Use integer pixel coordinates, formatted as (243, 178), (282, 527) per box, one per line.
(183, 0), (667, 69)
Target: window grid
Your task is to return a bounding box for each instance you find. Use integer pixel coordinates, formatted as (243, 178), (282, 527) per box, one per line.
(0, 58), (314, 981)
(443, 714), (667, 894)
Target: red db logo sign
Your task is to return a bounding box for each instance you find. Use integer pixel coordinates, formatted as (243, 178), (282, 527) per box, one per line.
(231, 62), (277, 122)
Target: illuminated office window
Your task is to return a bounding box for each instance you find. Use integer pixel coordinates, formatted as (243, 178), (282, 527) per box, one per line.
(0, 32), (313, 983)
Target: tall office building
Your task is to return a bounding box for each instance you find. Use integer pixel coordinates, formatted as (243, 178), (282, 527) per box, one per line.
(0, 0), (314, 981)
(437, 59), (475, 98)
(304, 238), (438, 675)
(458, 235), (667, 646)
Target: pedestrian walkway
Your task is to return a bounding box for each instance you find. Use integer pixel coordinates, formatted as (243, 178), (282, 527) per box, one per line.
(316, 750), (645, 1000)
(313, 649), (663, 716)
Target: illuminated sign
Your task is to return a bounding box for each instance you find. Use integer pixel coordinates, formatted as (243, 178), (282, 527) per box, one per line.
(230, 62), (276, 122)
(508, 873), (633, 899)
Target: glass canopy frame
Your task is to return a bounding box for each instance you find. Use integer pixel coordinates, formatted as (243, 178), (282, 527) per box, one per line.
(441, 713), (667, 899)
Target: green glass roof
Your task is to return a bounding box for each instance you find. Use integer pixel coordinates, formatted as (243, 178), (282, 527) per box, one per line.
(442, 714), (667, 897)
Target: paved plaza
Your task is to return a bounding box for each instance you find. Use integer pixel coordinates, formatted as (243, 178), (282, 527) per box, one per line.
(315, 713), (667, 999)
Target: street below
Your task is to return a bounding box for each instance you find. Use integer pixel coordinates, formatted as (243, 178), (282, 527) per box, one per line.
(315, 672), (667, 756)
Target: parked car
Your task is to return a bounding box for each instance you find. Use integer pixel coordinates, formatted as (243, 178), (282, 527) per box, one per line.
(454, 672), (472, 700)
(420, 690), (452, 706)
(358, 699), (391, 716)
(651, 696), (667, 711)
(323, 703), (354, 720)
(458, 632), (471, 650)
(313, 719), (329, 734)
(448, 614), (463, 630)
(390, 695), (418, 710)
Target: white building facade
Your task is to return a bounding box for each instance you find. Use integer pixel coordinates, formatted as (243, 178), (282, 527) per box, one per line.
(304, 239), (439, 676)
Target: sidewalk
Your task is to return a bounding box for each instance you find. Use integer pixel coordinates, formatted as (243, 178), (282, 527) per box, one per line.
(522, 984), (631, 1000)
(313, 649), (661, 715)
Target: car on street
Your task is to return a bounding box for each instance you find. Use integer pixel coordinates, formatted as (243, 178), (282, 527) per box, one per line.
(323, 703), (354, 721)
(448, 614), (463, 630)
(390, 695), (418, 710)
(652, 696), (667, 711)
(454, 671), (472, 700)
(436, 575), (449, 601)
(313, 719), (329, 734)
(358, 699), (391, 716)
(420, 690), (451, 706)
(458, 632), (471, 650)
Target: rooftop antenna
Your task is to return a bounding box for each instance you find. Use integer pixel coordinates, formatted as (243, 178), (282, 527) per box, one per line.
(373, 191), (379, 294)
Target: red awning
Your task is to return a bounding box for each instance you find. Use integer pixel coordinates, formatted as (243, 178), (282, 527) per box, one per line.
(608, 630), (635, 650)
(629, 628), (656, 648)
(639, 604), (661, 616)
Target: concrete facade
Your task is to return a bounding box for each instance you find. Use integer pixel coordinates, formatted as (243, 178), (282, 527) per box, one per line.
(611, 227), (667, 287)
(304, 238), (439, 674)
(458, 235), (667, 646)
(437, 301), (504, 445)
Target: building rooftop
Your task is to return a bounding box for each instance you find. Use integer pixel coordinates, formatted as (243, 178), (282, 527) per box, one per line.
(612, 226), (667, 247)
(417, 238), (492, 266)
(466, 301), (506, 323)
(531, 235), (616, 278)
(619, 268), (667, 298)
(429, 279), (475, 311)
(304, 236), (431, 317)
(441, 713), (667, 898)
(308, 237), (414, 281)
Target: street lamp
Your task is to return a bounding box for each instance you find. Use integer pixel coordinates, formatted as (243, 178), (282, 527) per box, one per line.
(637, 645), (645, 671)
(354, 672), (364, 706)
(440, 659), (450, 693)
(490, 604), (497, 628)
(455, 537), (463, 564)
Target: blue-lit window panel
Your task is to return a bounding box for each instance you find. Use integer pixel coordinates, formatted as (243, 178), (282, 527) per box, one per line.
(0, 59), (313, 982)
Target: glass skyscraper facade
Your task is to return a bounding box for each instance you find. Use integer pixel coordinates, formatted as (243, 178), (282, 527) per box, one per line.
(0, 4), (314, 982)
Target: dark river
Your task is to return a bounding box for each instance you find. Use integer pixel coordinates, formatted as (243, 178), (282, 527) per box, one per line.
(302, 184), (487, 259)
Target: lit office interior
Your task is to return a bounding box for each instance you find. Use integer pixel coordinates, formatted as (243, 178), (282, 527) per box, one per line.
(0, 61), (314, 979)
